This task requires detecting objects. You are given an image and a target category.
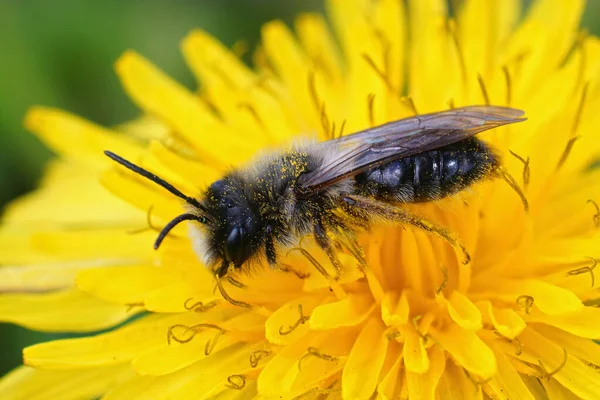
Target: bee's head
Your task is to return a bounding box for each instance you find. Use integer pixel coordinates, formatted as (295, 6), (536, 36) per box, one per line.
(102, 151), (262, 276)
(202, 177), (262, 271)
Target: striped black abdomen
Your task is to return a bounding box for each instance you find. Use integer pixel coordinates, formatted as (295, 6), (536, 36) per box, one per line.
(353, 137), (498, 203)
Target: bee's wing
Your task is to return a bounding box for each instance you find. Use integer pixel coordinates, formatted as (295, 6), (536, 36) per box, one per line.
(298, 106), (526, 193)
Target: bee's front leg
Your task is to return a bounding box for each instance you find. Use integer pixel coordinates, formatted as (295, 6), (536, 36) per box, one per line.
(265, 225), (278, 267)
(313, 220), (343, 280)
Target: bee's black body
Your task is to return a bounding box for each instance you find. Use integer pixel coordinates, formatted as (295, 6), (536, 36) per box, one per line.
(354, 137), (497, 203)
(201, 150), (315, 270)
(201, 136), (497, 275)
(104, 105), (524, 277)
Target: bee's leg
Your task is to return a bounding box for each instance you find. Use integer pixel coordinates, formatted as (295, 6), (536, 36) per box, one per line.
(313, 221), (343, 279)
(265, 226), (278, 267)
(340, 195), (471, 264)
(214, 260), (231, 278)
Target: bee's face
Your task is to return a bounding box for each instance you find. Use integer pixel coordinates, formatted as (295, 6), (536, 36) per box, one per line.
(205, 178), (262, 268)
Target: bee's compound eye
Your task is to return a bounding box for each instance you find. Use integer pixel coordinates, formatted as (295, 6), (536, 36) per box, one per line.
(224, 226), (247, 266)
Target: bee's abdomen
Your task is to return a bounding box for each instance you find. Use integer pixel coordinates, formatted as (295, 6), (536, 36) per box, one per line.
(353, 137), (498, 203)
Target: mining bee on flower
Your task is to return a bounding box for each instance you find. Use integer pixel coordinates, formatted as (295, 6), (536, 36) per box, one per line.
(105, 106), (525, 278)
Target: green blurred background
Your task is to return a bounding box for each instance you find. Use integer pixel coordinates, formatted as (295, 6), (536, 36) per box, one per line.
(0, 0), (599, 377)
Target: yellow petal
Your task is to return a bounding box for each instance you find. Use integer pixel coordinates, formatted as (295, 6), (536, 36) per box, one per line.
(219, 267), (306, 309)
(24, 107), (140, 164)
(265, 295), (325, 345)
(104, 343), (255, 400)
(146, 310), (264, 377)
(393, 231), (423, 293)
(487, 341), (535, 400)
(365, 267), (386, 304)
(519, 327), (600, 399)
(31, 228), (153, 261)
(381, 291), (410, 327)
(202, 381), (258, 400)
(295, 13), (343, 84)
(342, 317), (388, 400)
(182, 29), (254, 90)
(326, 0), (391, 131)
(542, 378), (583, 400)
(503, 0), (585, 101)
(536, 170), (600, 239)
(184, 30), (296, 145)
(257, 335), (313, 397)
(458, 0), (520, 83)
(291, 330), (356, 394)
(0, 262), (90, 293)
(115, 114), (169, 142)
(261, 21), (317, 130)
(406, 344), (446, 400)
(377, 353), (404, 400)
(0, 289), (134, 332)
(371, 0), (406, 96)
(403, 326), (429, 373)
(221, 311), (269, 338)
(447, 291), (483, 330)
(478, 301), (526, 340)
(309, 292), (375, 330)
(132, 335), (240, 377)
(431, 323), (496, 379)
(76, 265), (181, 305)
(0, 228), (53, 265)
(301, 252), (363, 293)
(23, 313), (205, 369)
(115, 51), (254, 167)
(534, 323), (600, 367)
(2, 161), (139, 226)
(408, 0), (461, 111)
(135, 152), (199, 197)
(520, 375), (550, 399)
(182, 30), (289, 147)
(100, 168), (185, 222)
(492, 278), (583, 315)
(532, 231), (600, 268)
(183, 35), (276, 150)
(436, 360), (482, 400)
(143, 279), (218, 313)
(528, 306), (600, 339)
(0, 365), (131, 400)
(147, 140), (220, 189)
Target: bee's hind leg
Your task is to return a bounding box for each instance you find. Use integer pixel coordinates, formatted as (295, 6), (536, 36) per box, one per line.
(340, 195), (471, 265)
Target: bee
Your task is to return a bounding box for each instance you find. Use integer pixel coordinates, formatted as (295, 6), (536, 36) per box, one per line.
(105, 105), (525, 278)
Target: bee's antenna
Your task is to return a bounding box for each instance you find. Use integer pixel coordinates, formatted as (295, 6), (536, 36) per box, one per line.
(154, 213), (206, 250)
(103, 150), (208, 213)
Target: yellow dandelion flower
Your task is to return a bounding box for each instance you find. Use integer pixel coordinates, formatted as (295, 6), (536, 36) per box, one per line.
(2, 0), (600, 399)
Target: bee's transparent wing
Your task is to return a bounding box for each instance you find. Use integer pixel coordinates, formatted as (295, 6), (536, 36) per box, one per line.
(298, 106), (525, 193)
